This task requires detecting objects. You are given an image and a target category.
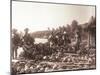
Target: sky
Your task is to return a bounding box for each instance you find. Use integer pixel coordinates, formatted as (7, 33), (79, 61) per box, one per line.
(12, 1), (95, 32)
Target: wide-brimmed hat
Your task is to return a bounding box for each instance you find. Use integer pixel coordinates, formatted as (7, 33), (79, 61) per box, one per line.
(12, 28), (17, 33)
(24, 28), (29, 32)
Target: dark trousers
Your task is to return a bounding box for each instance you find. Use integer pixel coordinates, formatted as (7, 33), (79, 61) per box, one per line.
(12, 45), (18, 59)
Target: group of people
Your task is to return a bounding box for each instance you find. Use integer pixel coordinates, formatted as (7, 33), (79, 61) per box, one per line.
(48, 30), (71, 47)
(12, 28), (35, 59)
(48, 28), (81, 52)
(12, 26), (81, 59)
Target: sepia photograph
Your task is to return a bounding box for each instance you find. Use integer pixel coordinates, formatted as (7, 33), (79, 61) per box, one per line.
(11, 0), (96, 75)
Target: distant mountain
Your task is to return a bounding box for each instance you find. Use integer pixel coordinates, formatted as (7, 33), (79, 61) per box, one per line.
(31, 16), (96, 39)
(31, 30), (51, 38)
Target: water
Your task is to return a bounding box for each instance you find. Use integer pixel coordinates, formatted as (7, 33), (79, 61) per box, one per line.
(34, 38), (48, 44)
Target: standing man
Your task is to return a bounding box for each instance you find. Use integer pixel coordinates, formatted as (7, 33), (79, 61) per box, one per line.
(23, 28), (35, 45)
(75, 29), (81, 52)
(48, 31), (55, 47)
(12, 29), (21, 59)
(62, 31), (70, 46)
(22, 28), (35, 55)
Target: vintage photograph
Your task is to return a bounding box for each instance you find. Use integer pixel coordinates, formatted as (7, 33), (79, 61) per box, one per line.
(11, 0), (96, 75)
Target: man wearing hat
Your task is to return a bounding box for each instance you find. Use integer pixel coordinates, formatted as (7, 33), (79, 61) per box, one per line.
(12, 29), (21, 59)
(22, 28), (35, 58)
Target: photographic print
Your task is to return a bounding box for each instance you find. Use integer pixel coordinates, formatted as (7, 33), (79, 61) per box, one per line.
(11, 0), (96, 75)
